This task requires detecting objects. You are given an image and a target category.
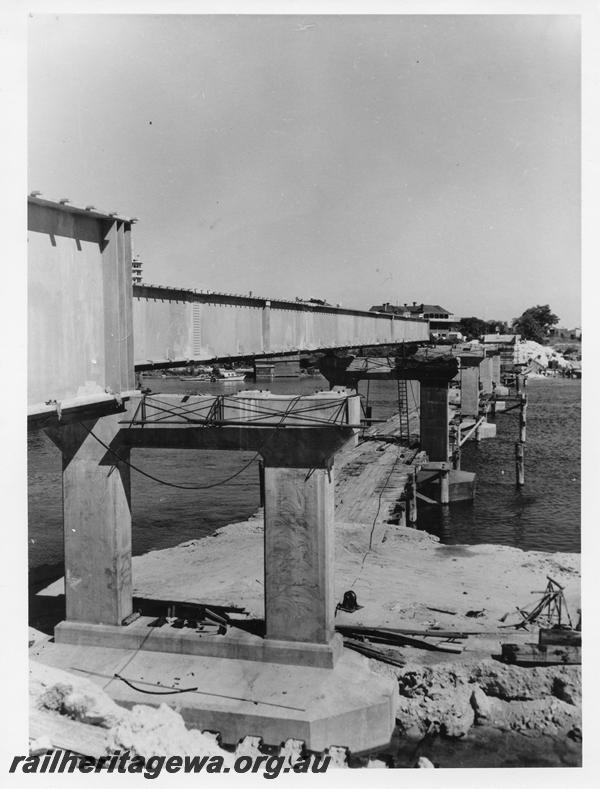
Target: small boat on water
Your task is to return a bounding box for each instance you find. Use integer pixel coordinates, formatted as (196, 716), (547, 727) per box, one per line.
(178, 373), (212, 381)
(211, 367), (247, 382)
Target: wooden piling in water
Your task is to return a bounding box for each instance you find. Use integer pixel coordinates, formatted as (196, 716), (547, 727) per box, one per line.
(519, 394), (527, 444)
(440, 467), (450, 505)
(408, 468), (418, 525)
(450, 425), (461, 469)
(515, 442), (525, 487)
(452, 444), (461, 470)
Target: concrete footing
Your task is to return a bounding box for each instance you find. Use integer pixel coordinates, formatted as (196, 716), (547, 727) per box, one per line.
(32, 640), (397, 753)
(55, 619), (343, 668)
(477, 421), (497, 439)
(417, 469), (476, 503)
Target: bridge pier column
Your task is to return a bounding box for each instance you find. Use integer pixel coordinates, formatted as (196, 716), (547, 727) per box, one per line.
(480, 356), (493, 394)
(46, 414), (133, 626)
(492, 354), (501, 386)
(419, 383), (450, 462)
(460, 365), (480, 417)
(263, 466), (335, 646)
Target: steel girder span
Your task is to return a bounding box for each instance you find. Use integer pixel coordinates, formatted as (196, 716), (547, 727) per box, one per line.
(133, 285), (429, 369)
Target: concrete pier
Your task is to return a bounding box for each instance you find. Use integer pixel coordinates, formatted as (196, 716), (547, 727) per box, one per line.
(460, 365), (480, 417)
(39, 392), (403, 751)
(50, 393), (358, 669)
(46, 415), (133, 626)
(264, 467), (335, 645)
(480, 356), (494, 394)
(492, 353), (502, 386)
(419, 384), (450, 462)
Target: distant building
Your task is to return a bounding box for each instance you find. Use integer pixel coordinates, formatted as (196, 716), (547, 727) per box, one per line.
(369, 301), (459, 337)
(549, 326), (581, 341)
(132, 255), (143, 285)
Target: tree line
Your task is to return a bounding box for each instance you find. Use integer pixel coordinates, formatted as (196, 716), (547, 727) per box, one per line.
(459, 305), (559, 343)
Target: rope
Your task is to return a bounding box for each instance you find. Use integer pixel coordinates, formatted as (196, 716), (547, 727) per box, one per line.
(84, 425), (261, 490)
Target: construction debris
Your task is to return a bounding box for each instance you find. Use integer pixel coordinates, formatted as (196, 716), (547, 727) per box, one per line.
(500, 576), (573, 630)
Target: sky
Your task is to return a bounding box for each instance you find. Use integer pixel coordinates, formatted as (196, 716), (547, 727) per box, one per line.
(28, 13), (581, 326)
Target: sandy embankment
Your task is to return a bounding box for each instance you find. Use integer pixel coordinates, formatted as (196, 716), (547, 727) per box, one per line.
(130, 512), (581, 743)
(131, 511), (579, 638)
(31, 512), (580, 752)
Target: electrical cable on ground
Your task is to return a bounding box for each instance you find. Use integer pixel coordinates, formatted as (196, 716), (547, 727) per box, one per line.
(114, 674), (198, 695)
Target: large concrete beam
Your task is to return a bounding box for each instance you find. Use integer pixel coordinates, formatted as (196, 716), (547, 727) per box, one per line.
(121, 425), (354, 467)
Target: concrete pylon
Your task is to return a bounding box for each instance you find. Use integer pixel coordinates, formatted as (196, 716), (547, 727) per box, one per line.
(460, 365), (480, 417)
(263, 467), (335, 645)
(480, 356), (493, 394)
(492, 353), (501, 385)
(419, 384), (450, 462)
(46, 414), (133, 625)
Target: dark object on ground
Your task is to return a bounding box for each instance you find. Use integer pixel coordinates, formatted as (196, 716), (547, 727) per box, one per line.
(336, 590), (363, 613)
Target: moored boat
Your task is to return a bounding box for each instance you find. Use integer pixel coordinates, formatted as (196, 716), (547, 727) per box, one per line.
(178, 373), (212, 381)
(211, 367), (247, 382)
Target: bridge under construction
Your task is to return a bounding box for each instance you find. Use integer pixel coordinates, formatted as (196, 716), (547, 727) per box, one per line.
(27, 194), (499, 754)
(28, 194), (428, 418)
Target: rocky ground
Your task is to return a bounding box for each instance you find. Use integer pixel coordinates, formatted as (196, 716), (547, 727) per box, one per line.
(372, 656), (581, 740)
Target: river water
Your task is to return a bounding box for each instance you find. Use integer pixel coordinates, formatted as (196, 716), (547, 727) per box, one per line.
(27, 376), (580, 580)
